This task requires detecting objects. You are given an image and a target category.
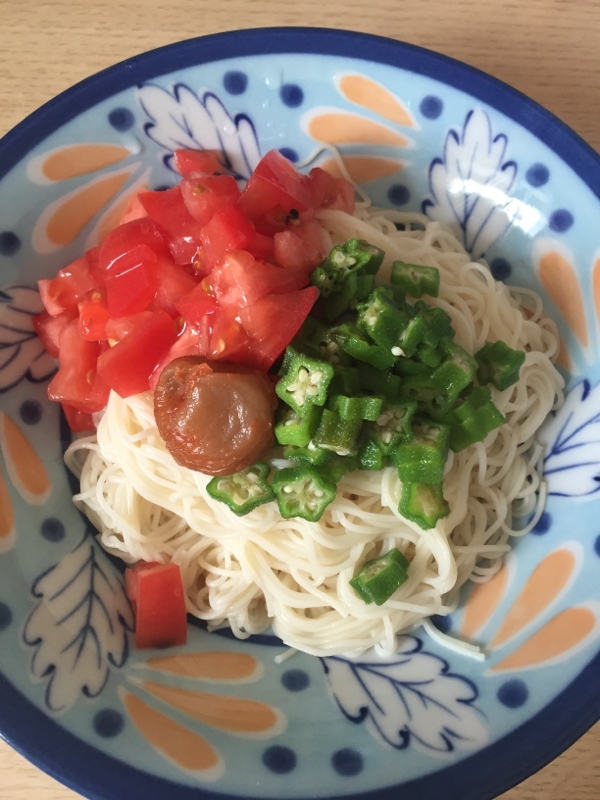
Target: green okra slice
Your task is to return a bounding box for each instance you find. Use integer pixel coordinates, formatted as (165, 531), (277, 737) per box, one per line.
(276, 347), (334, 416)
(475, 340), (526, 391)
(206, 463), (275, 516)
(398, 481), (450, 530)
(271, 464), (337, 522)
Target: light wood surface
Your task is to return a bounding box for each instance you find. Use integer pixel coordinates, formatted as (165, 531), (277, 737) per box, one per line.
(1, 2), (599, 799)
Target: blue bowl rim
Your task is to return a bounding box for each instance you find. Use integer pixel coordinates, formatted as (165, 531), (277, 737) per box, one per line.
(1, 25), (599, 800)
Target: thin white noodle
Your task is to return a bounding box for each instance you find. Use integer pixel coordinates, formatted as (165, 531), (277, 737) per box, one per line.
(65, 208), (564, 658)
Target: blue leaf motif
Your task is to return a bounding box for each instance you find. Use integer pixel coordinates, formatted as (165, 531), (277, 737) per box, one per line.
(423, 108), (518, 259)
(321, 636), (487, 755)
(138, 83), (261, 181)
(0, 285), (55, 393)
(538, 380), (600, 498)
(23, 532), (134, 712)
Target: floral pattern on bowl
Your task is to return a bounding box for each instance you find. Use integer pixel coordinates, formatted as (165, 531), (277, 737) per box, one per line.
(1, 27), (600, 800)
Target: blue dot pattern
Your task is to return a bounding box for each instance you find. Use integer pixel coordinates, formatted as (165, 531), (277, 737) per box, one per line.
(19, 399), (42, 425)
(262, 745), (297, 774)
(0, 231), (21, 256)
(279, 147), (299, 163)
(281, 669), (310, 692)
(0, 602), (12, 631)
(594, 534), (600, 557)
(280, 84), (304, 108)
(419, 96), (443, 120)
(332, 748), (363, 776)
(388, 184), (410, 206)
(490, 257), (512, 282)
(223, 71), (248, 95)
(497, 679), (529, 708)
(41, 517), (65, 543)
(549, 209), (574, 233)
(525, 163), (550, 188)
(531, 511), (552, 535)
(93, 709), (125, 738)
(108, 108), (135, 132)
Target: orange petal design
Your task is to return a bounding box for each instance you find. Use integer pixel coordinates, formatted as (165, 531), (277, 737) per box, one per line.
(490, 549), (576, 649)
(491, 607), (597, 671)
(308, 113), (409, 147)
(556, 336), (573, 371)
(123, 692), (222, 774)
(592, 257), (600, 325)
(41, 144), (132, 181)
(537, 251), (588, 347)
(0, 412), (50, 505)
(143, 651), (262, 682)
(0, 470), (15, 553)
(337, 75), (415, 128)
(319, 155), (403, 183)
(460, 564), (508, 640)
(140, 680), (281, 735)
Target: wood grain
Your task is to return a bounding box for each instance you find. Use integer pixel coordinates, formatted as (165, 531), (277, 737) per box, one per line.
(1, 1), (599, 798)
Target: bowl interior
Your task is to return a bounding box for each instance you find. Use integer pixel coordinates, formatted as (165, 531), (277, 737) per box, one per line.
(1, 28), (600, 800)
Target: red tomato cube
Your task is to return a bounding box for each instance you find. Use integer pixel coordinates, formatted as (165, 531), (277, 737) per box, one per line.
(48, 320), (110, 412)
(240, 149), (312, 217)
(174, 149), (223, 178)
(38, 256), (98, 316)
(180, 174), (241, 226)
(125, 562), (187, 649)
(78, 289), (110, 341)
(104, 244), (158, 318)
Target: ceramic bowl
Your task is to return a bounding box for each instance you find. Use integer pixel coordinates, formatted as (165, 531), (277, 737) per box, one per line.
(1, 27), (600, 800)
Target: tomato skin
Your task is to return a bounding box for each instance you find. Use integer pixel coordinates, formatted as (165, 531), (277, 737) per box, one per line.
(247, 232), (274, 260)
(104, 244), (157, 318)
(78, 289), (110, 341)
(239, 286), (320, 369)
(151, 318), (212, 389)
(48, 320), (110, 412)
(97, 217), (169, 281)
(32, 309), (76, 358)
(174, 149), (223, 178)
(322, 176), (355, 214)
(118, 191), (148, 226)
(125, 562), (187, 649)
(180, 174), (241, 226)
(240, 149), (312, 216)
(38, 257), (98, 316)
(139, 187), (204, 265)
(209, 304), (251, 362)
(97, 310), (179, 397)
(273, 230), (322, 272)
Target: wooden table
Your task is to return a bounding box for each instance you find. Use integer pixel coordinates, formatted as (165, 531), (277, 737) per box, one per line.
(1, 1), (599, 798)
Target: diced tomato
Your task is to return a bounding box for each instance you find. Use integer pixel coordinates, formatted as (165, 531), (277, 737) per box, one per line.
(239, 286), (319, 369)
(48, 320), (110, 412)
(291, 217), (328, 260)
(97, 217), (169, 281)
(119, 191), (148, 225)
(32, 308), (76, 358)
(240, 150), (312, 217)
(250, 205), (290, 237)
(78, 289), (110, 341)
(105, 310), (156, 342)
(38, 257), (98, 316)
(150, 256), (198, 317)
(175, 283), (219, 327)
(125, 561), (187, 649)
(200, 206), (255, 264)
(210, 250), (308, 310)
(174, 149), (223, 178)
(180, 174), (241, 226)
(61, 403), (95, 433)
(104, 244), (157, 318)
(273, 230), (322, 272)
(209, 304), (251, 361)
(150, 318), (213, 389)
(139, 186), (204, 265)
(307, 167), (334, 208)
(97, 310), (179, 397)
(246, 232), (274, 260)
(322, 176), (355, 214)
